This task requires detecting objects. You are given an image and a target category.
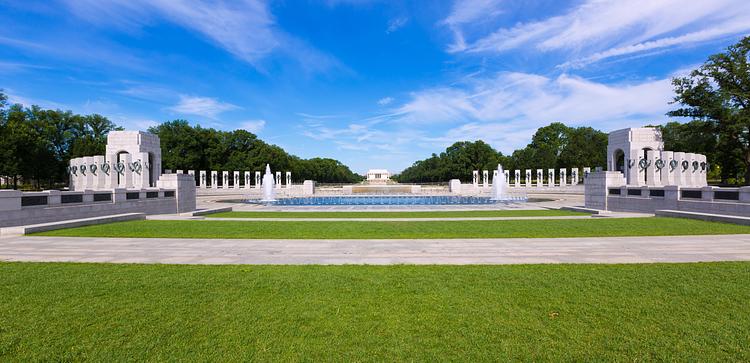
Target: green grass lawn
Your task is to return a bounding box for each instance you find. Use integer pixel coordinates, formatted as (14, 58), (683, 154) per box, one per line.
(1, 262), (748, 361)
(33, 217), (750, 239)
(208, 209), (587, 218)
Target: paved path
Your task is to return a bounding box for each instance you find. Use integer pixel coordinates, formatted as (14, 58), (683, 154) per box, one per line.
(150, 215), (603, 222)
(1, 235), (749, 265)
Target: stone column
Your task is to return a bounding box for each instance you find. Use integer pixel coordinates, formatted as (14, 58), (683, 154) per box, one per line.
(135, 152), (150, 189)
(286, 172), (291, 188)
(559, 168), (567, 187)
(121, 154), (134, 189)
(176, 169), (183, 174)
(690, 153), (701, 187)
(659, 151), (674, 186)
(93, 156), (106, 190)
(673, 152), (685, 186)
(303, 180), (315, 195)
(472, 170), (479, 187)
(583, 167), (591, 180)
(449, 179), (461, 194)
(684, 153), (695, 187)
(103, 157), (116, 190)
(571, 168), (579, 185)
(645, 150), (658, 186)
(275, 171), (282, 189)
(525, 169), (532, 187)
(255, 171), (261, 189)
(697, 154), (708, 187)
(187, 170), (195, 186)
(504, 170), (510, 185)
(83, 156), (95, 189)
(199, 171), (207, 188)
(547, 169), (555, 187)
(536, 169), (543, 188)
(514, 170), (520, 187)
(221, 171), (228, 188)
(211, 171), (218, 189)
(626, 149), (640, 186)
(244, 171), (252, 189)
(482, 170), (488, 188)
(69, 158), (80, 191)
(493, 170), (498, 187)
(233, 171), (240, 189)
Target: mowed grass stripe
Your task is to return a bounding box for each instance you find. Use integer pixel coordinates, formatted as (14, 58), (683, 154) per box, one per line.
(32, 217), (750, 239)
(1, 262), (748, 361)
(207, 209), (587, 219)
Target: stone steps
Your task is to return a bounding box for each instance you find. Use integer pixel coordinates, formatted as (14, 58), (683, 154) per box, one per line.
(656, 210), (750, 226)
(0, 213), (145, 237)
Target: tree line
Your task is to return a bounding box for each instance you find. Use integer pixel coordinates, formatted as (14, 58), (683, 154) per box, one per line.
(0, 96), (363, 189)
(666, 35), (750, 185)
(394, 123), (608, 183)
(0, 92), (119, 189)
(397, 36), (750, 185)
(2, 35), (748, 188)
(147, 120), (362, 183)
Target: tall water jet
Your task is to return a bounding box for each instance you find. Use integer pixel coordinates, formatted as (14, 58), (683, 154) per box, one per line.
(491, 164), (509, 200)
(260, 164), (276, 202)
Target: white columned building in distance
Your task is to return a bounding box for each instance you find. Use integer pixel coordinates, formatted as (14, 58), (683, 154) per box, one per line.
(366, 169), (391, 184)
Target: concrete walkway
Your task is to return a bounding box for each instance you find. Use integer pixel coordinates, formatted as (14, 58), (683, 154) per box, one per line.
(148, 215), (601, 222)
(1, 234), (749, 265)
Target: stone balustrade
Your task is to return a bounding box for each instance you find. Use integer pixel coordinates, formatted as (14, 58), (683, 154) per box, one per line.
(584, 170), (750, 217)
(0, 174), (195, 228)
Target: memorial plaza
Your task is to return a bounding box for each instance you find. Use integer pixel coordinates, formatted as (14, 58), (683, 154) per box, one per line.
(2, 2), (750, 361)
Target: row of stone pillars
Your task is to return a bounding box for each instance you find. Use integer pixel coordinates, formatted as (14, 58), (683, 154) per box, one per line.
(472, 168), (591, 188)
(174, 170), (293, 189)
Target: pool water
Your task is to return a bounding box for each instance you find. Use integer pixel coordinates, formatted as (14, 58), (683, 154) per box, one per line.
(256, 195), (526, 206)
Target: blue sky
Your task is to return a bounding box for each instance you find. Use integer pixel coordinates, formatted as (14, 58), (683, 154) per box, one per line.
(1, 0), (749, 173)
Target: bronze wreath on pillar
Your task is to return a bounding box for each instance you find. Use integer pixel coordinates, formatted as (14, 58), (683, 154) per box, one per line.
(115, 162), (125, 175)
(655, 159), (665, 170)
(638, 158), (651, 170)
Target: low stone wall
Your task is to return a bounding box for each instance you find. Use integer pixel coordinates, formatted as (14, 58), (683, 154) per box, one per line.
(0, 174), (195, 228)
(195, 183), (585, 198)
(584, 171), (750, 217)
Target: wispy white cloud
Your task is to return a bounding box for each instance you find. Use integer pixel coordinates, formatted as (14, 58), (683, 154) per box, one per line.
(240, 119), (266, 133)
(386, 17), (408, 34)
(3, 89), (67, 110)
(295, 112), (345, 119)
(377, 97), (394, 106)
(442, 0), (503, 52)
(306, 71), (675, 161)
(60, 0), (341, 73)
(390, 71), (674, 152)
(167, 95), (239, 119)
(445, 0), (750, 67)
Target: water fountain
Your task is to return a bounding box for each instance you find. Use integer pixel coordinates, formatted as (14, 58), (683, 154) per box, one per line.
(260, 164), (276, 203)
(491, 164), (511, 201)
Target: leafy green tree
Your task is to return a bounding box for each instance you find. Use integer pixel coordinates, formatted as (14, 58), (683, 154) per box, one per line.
(527, 122), (570, 170)
(0, 90), (119, 189)
(395, 141), (506, 183)
(668, 36), (750, 185)
(558, 126), (608, 169)
(148, 121), (362, 183)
